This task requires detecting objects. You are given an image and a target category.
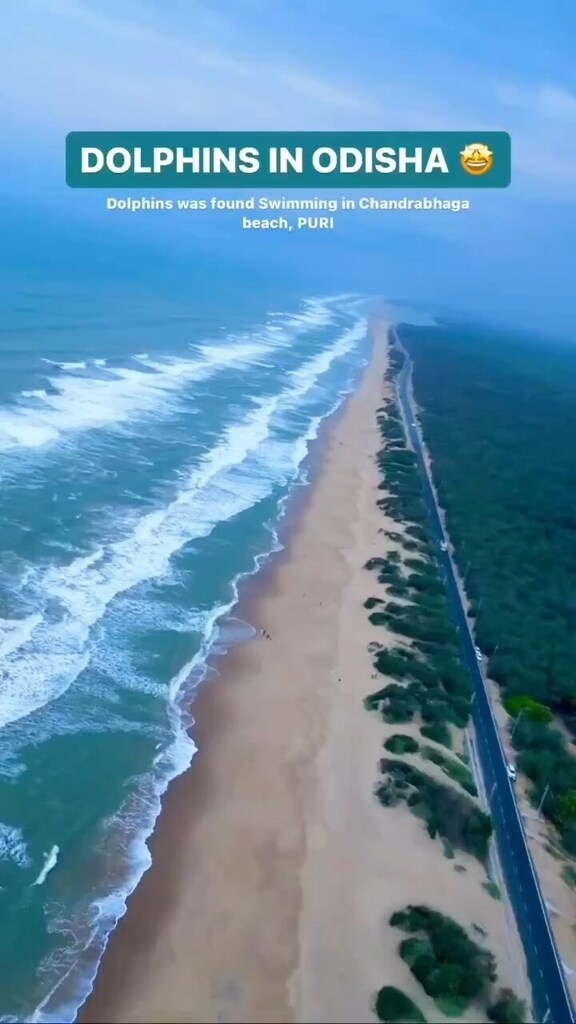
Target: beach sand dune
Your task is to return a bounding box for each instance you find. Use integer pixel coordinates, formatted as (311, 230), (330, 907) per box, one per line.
(81, 319), (528, 1024)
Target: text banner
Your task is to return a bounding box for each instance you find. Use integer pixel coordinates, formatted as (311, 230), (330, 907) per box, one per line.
(66, 131), (511, 188)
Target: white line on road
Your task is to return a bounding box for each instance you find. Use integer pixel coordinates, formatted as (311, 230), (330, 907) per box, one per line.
(394, 335), (574, 1020)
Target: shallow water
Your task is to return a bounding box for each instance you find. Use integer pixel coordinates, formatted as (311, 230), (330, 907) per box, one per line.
(0, 287), (370, 1022)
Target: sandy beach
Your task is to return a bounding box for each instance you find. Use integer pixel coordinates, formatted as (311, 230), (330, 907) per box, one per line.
(81, 318), (528, 1024)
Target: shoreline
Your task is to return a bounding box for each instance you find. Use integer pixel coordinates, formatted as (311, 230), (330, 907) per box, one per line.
(80, 317), (388, 1023)
(47, 341), (367, 1024)
(80, 314), (527, 1024)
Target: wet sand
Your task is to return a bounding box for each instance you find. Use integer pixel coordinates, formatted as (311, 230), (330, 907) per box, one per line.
(81, 318), (527, 1024)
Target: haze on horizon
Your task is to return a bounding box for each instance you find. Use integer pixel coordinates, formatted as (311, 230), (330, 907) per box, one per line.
(1, 0), (575, 339)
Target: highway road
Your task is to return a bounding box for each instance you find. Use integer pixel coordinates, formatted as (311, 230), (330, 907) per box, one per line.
(395, 337), (574, 1024)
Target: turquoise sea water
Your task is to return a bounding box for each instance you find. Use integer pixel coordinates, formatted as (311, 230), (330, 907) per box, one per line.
(0, 286), (371, 1022)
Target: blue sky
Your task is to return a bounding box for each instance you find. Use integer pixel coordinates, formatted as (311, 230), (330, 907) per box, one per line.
(2, 0), (576, 335)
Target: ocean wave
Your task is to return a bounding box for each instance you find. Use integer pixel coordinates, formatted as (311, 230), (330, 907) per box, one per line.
(0, 316), (366, 727)
(25, 349), (362, 1021)
(0, 302), (367, 1023)
(28, 723), (197, 1024)
(27, 537), (282, 1024)
(0, 347), (266, 451)
(0, 614), (43, 659)
(0, 823), (31, 869)
(0, 297), (338, 453)
(40, 361), (87, 371)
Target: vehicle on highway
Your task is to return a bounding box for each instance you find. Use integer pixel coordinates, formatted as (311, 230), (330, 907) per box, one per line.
(507, 763), (517, 783)
(440, 540), (447, 552)
(397, 345), (576, 1024)
(411, 420), (416, 426)
(474, 645), (483, 661)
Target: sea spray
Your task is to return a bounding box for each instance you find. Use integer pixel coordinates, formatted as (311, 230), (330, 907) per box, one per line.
(0, 294), (371, 1022)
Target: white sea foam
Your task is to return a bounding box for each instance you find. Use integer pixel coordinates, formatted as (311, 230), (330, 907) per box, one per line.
(40, 360), (87, 370)
(26, 561), (278, 1024)
(0, 350), (255, 451)
(0, 317), (366, 727)
(0, 297), (367, 1024)
(23, 372), (360, 1022)
(0, 614), (43, 658)
(0, 823), (31, 868)
(0, 297), (338, 452)
(27, 727), (197, 1024)
(32, 845), (59, 887)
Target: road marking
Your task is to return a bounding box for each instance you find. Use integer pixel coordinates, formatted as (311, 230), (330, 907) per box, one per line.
(396, 341), (575, 1021)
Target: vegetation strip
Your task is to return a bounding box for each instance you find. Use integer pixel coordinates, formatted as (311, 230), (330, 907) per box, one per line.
(399, 319), (576, 854)
(366, 344), (525, 1020)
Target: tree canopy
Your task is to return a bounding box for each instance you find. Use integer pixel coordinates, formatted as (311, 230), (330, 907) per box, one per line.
(400, 321), (576, 845)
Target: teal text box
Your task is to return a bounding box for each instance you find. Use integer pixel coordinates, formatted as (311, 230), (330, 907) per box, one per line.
(66, 131), (511, 188)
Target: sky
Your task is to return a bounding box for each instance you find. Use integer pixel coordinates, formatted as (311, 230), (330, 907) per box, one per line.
(1, 0), (576, 336)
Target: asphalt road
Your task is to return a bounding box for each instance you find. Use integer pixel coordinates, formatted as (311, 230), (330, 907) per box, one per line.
(395, 343), (574, 1024)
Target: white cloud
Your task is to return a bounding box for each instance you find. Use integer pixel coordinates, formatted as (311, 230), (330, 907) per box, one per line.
(497, 81), (576, 121)
(1, 0), (575, 199)
(492, 81), (576, 191)
(0, 0), (379, 132)
(537, 84), (576, 119)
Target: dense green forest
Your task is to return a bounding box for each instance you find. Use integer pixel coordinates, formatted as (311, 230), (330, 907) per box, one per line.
(399, 321), (576, 848)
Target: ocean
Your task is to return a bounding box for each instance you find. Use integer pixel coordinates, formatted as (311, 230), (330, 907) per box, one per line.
(0, 284), (372, 1022)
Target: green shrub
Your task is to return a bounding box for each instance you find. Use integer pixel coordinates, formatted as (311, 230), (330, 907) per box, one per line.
(444, 694), (472, 720)
(390, 905), (496, 1012)
(374, 986), (427, 1023)
(421, 701), (446, 724)
(364, 692), (386, 711)
(482, 880), (501, 900)
(562, 864), (576, 887)
(374, 649), (411, 678)
(504, 695), (553, 725)
(487, 987), (527, 1023)
(420, 722), (452, 749)
(400, 937), (432, 965)
(384, 701), (417, 724)
(379, 759), (492, 861)
(376, 779), (402, 807)
(421, 699), (468, 730)
(365, 682), (409, 711)
(421, 746), (477, 796)
(365, 557), (388, 571)
(384, 734), (420, 755)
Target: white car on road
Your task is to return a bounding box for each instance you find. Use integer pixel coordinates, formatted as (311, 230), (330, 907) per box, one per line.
(440, 541), (447, 552)
(474, 645), (482, 661)
(507, 763), (517, 783)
